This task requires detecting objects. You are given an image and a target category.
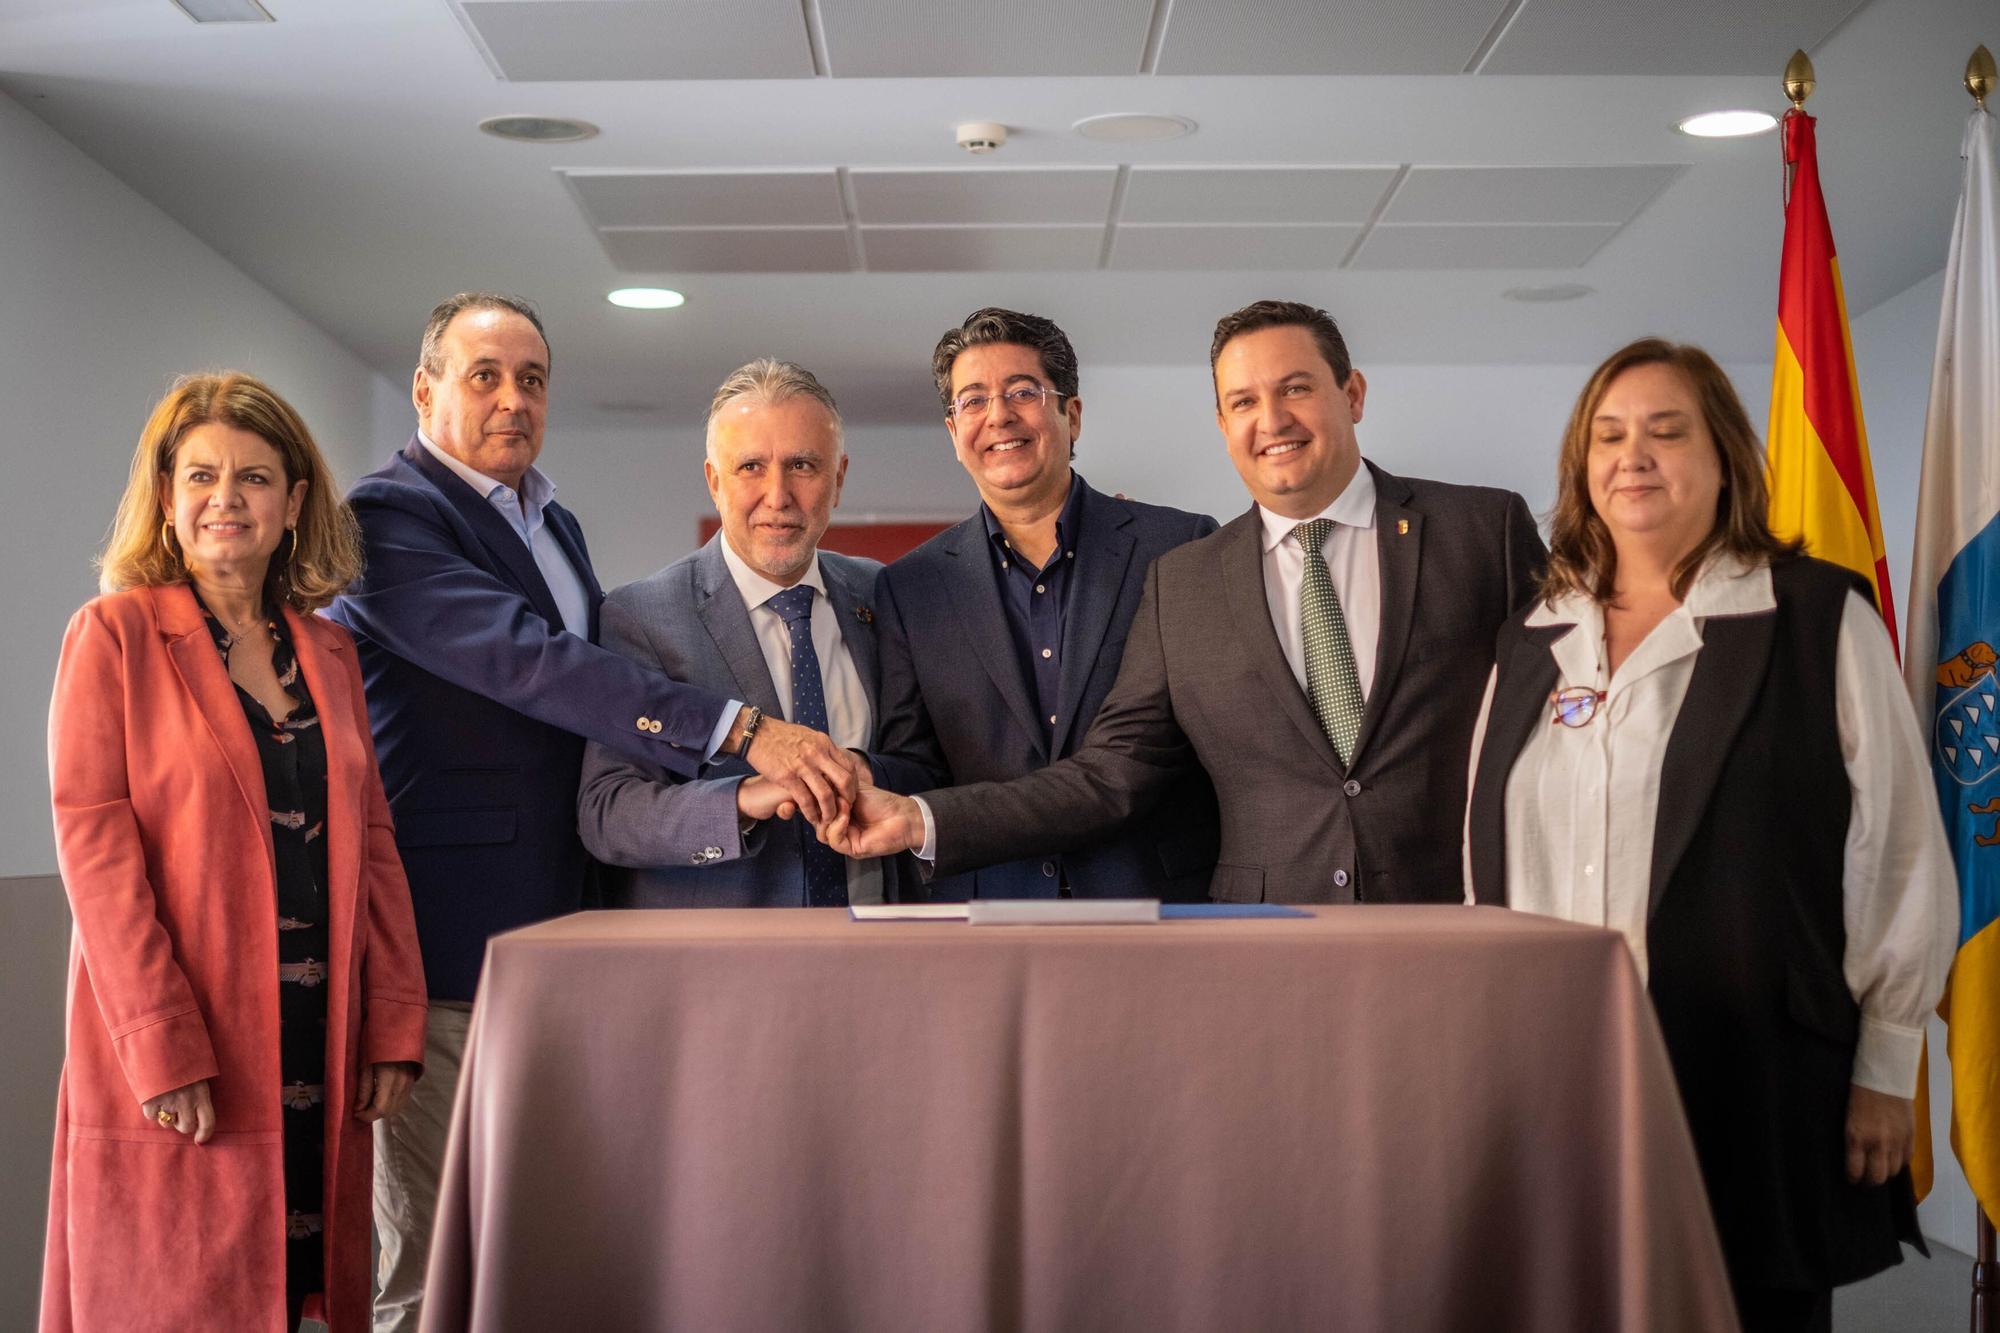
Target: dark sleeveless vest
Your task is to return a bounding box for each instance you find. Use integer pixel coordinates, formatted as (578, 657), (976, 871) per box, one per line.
(1467, 555), (1921, 1291)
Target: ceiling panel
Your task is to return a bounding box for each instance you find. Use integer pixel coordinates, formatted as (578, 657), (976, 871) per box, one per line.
(1108, 224), (1363, 270)
(1120, 167), (1398, 224)
(565, 170), (846, 228)
(1155, 0), (1509, 74)
(1481, 0), (1870, 74)
(860, 227), (1105, 271)
(817, 0), (1157, 75)
(1384, 165), (1684, 226)
(1347, 223), (1619, 269)
(850, 168), (1119, 226)
(456, 0), (815, 81)
(597, 227), (854, 272)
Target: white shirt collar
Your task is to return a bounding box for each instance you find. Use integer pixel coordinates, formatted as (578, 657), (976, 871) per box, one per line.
(1257, 461), (1378, 554)
(1524, 554), (1776, 686)
(417, 429), (557, 512)
(1525, 553), (1774, 628)
(718, 533), (827, 613)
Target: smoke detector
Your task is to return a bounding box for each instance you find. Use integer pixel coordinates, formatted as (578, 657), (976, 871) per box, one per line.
(956, 122), (1009, 154)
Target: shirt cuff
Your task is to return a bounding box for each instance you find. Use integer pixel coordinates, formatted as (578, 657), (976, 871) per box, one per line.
(914, 795), (937, 862)
(1851, 1015), (1925, 1098)
(703, 701), (745, 764)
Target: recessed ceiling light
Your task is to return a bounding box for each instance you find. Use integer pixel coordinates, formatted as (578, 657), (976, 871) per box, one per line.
(1502, 284), (1595, 303)
(1072, 113), (1197, 143)
(479, 115), (600, 144)
(171, 0), (273, 20)
(1675, 110), (1778, 139)
(607, 288), (685, 310)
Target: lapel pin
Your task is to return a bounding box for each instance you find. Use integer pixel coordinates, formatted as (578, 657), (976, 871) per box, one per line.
(1396, 519), (1410, 536)
(855, 605), (874, 625)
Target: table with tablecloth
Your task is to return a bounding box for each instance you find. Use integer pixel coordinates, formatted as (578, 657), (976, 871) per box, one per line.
(420, 904), (1737, 1332)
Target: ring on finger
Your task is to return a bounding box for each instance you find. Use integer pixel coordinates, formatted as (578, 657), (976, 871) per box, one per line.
(157, 1108), (178, 1127)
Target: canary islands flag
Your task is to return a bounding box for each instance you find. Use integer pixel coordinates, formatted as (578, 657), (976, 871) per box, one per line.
(1904, 105), (2000, 1225)
(1768, 108), (1900, 645)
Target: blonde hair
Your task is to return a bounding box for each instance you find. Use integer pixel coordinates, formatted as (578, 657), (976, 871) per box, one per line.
(99, 372), (363, 611)
(1543, 338), (1797, 606)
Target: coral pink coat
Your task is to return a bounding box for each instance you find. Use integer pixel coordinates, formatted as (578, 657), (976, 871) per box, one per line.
(42, 583), (427, 1331)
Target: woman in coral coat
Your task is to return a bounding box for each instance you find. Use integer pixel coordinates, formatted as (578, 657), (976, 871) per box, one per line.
(42, 373), (428, 1331)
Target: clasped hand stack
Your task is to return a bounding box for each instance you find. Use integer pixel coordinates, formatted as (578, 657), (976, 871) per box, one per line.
(728, 714), (925, 860)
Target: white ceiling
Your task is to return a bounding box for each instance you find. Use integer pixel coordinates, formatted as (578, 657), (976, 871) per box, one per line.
(0, 0), (1989, 428)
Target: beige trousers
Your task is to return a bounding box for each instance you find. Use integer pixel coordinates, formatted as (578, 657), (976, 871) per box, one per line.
(372, 1000), (472, 1333)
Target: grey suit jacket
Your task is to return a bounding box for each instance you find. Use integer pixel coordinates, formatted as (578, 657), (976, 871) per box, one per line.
(577, 536), (896, 907)
(927, 462), (1546, 904)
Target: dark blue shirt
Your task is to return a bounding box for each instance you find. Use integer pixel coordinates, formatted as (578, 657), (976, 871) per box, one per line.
(981, 474), (1086, 745)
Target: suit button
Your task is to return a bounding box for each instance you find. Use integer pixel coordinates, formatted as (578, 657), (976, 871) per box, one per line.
(636, 715), (651, 731)
(1041, 861), (1057, 877)
(649, 720), (663, 734)
(1342, 779), (1361, 797)
(1333, 869), (1350, 888)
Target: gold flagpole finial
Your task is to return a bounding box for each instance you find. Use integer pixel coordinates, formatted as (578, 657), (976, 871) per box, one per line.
(1968, 46), (1996, 109)
(1783, 50), (1817, 110)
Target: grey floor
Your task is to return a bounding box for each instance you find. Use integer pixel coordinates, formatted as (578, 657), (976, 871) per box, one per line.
(1838, 1243), (1976, 1331)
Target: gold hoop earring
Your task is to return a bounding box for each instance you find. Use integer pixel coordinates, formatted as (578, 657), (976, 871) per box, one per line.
(160, 518), (180, 569)
(284, 526), (299, 585)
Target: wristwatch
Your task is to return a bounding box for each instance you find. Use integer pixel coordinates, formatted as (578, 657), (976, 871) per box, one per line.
(735, 704), (765, 758)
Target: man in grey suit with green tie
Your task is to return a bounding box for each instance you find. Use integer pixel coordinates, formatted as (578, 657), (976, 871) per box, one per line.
(826, 300), (1546, 906)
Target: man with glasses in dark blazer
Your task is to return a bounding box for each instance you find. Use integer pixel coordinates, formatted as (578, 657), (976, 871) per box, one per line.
(867, 307), (1221, 900)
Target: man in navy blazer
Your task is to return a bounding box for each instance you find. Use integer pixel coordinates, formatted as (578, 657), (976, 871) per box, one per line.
(578, 360), (902, 906)
(327, 295), (860, 1332)
(869, 308), (1220, 900)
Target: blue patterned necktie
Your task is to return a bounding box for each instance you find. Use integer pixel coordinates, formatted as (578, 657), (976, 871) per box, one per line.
(764, 584), (850, 908)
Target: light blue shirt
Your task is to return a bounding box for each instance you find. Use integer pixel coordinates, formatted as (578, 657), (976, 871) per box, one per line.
(417, 431), (591, 638)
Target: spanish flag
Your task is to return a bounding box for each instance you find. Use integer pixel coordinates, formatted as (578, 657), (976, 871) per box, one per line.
(1767, 108), (1899, 648)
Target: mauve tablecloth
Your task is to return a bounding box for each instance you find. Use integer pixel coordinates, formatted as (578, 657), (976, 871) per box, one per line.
(420, 905), (1738, 1332)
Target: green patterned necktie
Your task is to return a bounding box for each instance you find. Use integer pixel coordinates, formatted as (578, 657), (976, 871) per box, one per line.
(1294, 518), (1364, 765)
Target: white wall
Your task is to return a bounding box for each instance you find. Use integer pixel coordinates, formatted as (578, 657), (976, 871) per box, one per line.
(0, 86), (399, 1328)
(0, 87), (400, 878)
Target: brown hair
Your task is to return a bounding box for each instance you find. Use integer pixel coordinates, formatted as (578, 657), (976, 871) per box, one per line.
(98, 372), (363, 611)
(1543, 338), (1797, 605)
(1209, 300), (1353, 399)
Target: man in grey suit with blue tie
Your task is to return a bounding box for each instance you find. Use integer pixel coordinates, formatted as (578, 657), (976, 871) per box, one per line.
(867, 308), (1220, 900)
(577, 359), (892, 906)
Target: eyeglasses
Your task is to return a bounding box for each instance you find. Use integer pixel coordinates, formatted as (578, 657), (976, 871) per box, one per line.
(948, 382), (1065, 421)
(1549, 686), (1607, 727)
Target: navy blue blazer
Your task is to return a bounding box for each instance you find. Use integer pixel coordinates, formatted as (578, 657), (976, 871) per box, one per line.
(870, 477), (1220, 900)
(577, 537), (902, 907)
(328, 437), (734, 999)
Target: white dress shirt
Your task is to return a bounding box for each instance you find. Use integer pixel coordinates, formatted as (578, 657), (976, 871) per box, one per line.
(1462, 557), (1957, 1097)
(718, 537), (882, 904)
(417, 431), (591, 637)
(1258, 463), (1382, 701)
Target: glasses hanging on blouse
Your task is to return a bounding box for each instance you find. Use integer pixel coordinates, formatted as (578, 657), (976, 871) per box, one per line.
(1549, 686), (1607, 727)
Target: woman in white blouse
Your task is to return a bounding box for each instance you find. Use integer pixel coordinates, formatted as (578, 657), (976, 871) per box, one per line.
(1463, 338), (1955, 1333)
